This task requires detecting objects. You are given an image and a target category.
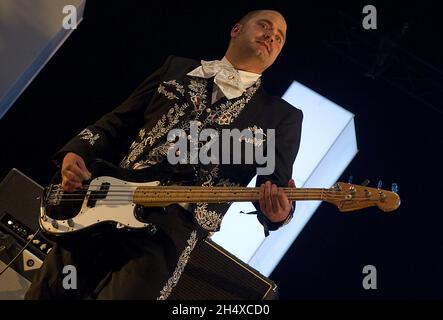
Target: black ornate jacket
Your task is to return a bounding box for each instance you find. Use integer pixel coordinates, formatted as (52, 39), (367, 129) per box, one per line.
(56, 55), (303, 236)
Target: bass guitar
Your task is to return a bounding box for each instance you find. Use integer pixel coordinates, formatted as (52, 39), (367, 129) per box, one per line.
(39, 160), (401, 238)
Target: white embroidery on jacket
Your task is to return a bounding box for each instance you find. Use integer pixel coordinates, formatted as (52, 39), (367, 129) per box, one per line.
(239, 125), (267, 147)
(194, 202), (223, 231)
(78, 128), (100, 146)
(130, 142), (172, 169)
(145, 104), (187, 146)
(164, 80), (185, 96)
(157, 230), (198, 300)
(120, 103), (188, 168)
(158, 80), (185, 100)
(216, 178), (240, 188)
(158, 84), (177, 100)
(205, 78), (260, 126)
(193, 166), (224, 231)
(188, 78), (208, 114)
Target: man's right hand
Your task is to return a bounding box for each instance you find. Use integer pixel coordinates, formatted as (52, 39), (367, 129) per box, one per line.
(61, 152), (92, 192)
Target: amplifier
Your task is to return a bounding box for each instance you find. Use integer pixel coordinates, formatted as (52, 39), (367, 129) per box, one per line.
(0, 169), (52, 299)
(170, 238), (278, 300)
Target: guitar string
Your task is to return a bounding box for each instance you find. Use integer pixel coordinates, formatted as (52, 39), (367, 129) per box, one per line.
(53, 184), (368, 190)
(49, 194), (381, 202)
(47, 189), (343, 195)
(46, 186), (386, 202)
(48, 185), (372, 192)
(48, 191), (382, 200)
(50, 185), (385, 193)
(51, 189), (331, 195)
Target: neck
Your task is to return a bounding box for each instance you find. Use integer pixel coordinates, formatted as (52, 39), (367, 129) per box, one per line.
(224, 51), (264, 74)
(133, 185), (326, 206)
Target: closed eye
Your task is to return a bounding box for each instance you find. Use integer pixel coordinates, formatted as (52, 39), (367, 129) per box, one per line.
(259, 21), (269, 29)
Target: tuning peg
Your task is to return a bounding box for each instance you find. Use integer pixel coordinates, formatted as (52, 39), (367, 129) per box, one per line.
(348, 175), (353, 184)
(361, 179), (370, 186)
(391, 183), (398, 193)
(377, 180), (383, 189)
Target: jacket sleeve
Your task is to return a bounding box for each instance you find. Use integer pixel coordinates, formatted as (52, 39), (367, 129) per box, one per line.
(53, 55), (175, 167)
(254, 105), (303, 235)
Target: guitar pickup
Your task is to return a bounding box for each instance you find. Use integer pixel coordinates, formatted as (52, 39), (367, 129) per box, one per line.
(86, 182), (110, 208)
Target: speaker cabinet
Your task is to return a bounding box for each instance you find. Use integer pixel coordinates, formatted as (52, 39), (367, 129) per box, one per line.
(170, 238), (278, 300)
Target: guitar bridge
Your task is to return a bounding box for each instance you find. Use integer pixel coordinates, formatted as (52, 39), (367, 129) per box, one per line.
(46, 184), (63, 206)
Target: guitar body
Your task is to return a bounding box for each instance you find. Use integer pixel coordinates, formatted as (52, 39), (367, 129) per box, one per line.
(39, 160), (195, 239)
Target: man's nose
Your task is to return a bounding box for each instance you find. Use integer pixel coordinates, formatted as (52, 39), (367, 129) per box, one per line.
(264, 31), (275, 43)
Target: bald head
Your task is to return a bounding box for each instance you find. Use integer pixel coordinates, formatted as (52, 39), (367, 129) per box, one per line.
(238, 9), (286, 25)
(225, 10), (287, 73)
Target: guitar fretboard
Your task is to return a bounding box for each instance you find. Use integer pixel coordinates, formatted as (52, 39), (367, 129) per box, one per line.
(133, 186), (327, 205)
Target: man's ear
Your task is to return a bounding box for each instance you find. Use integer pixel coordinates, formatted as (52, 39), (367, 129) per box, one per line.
(230, 23), (242, 37)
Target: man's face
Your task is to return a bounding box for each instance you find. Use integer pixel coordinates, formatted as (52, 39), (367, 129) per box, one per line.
(231, 11), (287, 72)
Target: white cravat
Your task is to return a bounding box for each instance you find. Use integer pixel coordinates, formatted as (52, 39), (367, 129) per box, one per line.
(187, 57), (261, 103)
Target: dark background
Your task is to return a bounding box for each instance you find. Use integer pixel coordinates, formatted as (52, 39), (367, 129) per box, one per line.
(0, 0), (442, 299)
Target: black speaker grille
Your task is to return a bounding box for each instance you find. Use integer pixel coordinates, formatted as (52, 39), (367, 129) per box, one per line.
(169, 239), (277, 300)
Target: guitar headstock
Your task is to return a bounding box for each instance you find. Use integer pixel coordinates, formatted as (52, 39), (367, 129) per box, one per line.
(324, 182), (401, 212)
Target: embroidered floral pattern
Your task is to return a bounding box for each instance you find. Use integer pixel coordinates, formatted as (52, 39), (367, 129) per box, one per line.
(216, 178), (240, 188)
(188, 78), (208, 114)
(194, 202), (223, 231)
(164, 80), (185, 96)
(158, 80), (185, 100)
(192, 166), (225, 231)
(239, 125), (267, 147)
(129, 142), (172, 169)
(205, 78), (261, 126)
(157, 230), (198, 300)
(158, 84), (178, 100)
(120, 103), (188, 168)
(78, 128), (100, 146)
(199, 166), (219, 187)
(146, 105), (187, 146)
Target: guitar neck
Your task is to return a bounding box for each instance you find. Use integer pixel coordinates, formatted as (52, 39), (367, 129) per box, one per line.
(133, 186), (326, 206)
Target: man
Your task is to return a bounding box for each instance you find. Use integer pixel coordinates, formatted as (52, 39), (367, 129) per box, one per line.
(26, 9), (303, 299)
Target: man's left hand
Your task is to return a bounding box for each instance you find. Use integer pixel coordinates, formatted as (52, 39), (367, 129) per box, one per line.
(259, 179), (296, 223)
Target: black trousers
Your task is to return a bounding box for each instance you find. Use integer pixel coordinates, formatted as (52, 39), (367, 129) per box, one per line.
(25, 205), (208, 299)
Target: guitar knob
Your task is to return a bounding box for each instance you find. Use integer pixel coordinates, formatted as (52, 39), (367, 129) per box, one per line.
(348, 175), (353, 184)
(377, 180), (383, 189)
(361, 179), (370, 187)
(51, 220), (59, 229)
(391, 183), (398, 193)
(349, 185), (356, 194)
(333, 183), (341, 191)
